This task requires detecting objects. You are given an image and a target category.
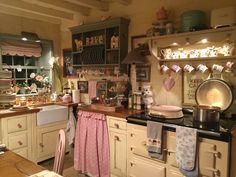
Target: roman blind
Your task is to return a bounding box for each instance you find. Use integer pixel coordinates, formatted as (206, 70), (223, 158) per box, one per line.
(0, 40), (42, 57)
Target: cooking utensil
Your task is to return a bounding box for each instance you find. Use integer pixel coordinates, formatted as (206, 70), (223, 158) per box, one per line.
(193, 105), (220, 123)
(195, 78), (233, 111)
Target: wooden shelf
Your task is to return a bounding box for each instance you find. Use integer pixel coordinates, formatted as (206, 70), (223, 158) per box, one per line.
(73, 64), (119, 67)
(82, 43), (105, 48)
(72, 51), (82, 54)
(106, 48), (119, 51)
(159, 55), (236, 62)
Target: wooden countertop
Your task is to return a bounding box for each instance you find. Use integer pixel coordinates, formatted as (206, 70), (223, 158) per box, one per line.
(78, 105), (142, 119)
(0, 108), (41, 119)
(0, 102), (78, 119)
(0, 150), (44, 177)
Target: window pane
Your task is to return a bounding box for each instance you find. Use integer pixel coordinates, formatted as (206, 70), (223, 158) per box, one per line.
(2, 55), (12, 65)
(25, 57), (37, 66)
(15, 69), (26, 78)
(13, 56), (25, 65)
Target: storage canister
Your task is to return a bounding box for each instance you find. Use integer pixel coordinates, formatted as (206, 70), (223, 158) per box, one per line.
(181, 10), (207, 32)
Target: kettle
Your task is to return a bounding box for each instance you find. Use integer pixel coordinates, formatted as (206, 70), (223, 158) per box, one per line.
(62, 93), (72, 103)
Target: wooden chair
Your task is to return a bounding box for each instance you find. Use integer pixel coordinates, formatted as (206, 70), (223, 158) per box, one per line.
(53, 129), (66, 175)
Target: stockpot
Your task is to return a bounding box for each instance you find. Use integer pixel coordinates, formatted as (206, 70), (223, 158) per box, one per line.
(194, 78), (233, 123)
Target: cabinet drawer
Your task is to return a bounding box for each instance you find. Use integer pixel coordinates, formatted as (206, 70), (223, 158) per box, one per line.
(8, 133), (28, 150)
(109, 118), (126, 130)
(128, 158), (165, 177)
(7, 116), (27, 134)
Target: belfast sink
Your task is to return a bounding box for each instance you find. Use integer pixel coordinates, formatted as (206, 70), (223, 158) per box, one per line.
(36, 105), (68, 126)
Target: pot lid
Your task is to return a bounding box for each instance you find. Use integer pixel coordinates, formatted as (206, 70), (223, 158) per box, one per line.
(195, 79), (233, 111)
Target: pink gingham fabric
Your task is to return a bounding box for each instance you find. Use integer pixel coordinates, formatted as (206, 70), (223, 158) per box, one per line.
(74, 111), (110, 177)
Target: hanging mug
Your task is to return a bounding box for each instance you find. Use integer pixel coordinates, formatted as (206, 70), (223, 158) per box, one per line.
(197, 64), (209, 73)
(212, 64), (224, 73)
(184, 64), (195, 73)
(171, 64), (182, 73)
(160, 65), (171, 74)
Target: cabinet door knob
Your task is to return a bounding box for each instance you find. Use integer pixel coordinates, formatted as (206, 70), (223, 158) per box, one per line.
(39, 143), (44, 148)
(114, 135), (120, 141)
(130, 133), (134, 137)
(17, 123), (22, 128)
(141, 141), (147, 146)
(130, 146), (134, 151)
(130, 162), (135, 167)
(205, 167), (220, 176)
(114, 123), (119, 129)
(18, 141), (23, 146)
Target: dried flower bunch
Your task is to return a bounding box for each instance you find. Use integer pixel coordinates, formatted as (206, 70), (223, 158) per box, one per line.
(30, 72), (51, 88)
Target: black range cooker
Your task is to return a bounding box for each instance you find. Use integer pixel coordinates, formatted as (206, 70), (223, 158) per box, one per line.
(126, 111), (236, 142)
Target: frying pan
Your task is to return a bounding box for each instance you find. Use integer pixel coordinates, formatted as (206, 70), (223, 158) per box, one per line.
(195, 78), (234, 112)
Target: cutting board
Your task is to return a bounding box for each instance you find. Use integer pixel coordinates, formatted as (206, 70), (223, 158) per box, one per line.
(91, 104), (124, 112)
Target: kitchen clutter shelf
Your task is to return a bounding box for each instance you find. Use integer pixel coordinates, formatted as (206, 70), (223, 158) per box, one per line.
(66, 17), (130, 77)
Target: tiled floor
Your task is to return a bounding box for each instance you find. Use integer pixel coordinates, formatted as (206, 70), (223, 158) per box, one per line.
(39, 149), (86, 177)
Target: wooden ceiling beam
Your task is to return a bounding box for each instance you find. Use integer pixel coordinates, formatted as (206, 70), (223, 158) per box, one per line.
(0, 0), (73, 20)
(0, 5), (61, 24)
(66, 0), (109, 11)
(23, 0), (90, 16)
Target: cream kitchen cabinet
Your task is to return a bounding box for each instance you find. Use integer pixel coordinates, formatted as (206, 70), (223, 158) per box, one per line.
(107, 116), (127, 177)
(165, 131), (229, 177)
(127, 123), (230, 177)
(127, 123), (166, 177)
(0, 113), (35, 161)
(34, 120), (68, 162)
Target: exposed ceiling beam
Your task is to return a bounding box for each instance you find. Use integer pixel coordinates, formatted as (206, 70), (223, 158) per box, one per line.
(0, 0), (73, 20)
(0, 5), (61, 24)
(23, 0), (90, 16)
(66, 0), (109, 11)
(114, 0), (131, 5)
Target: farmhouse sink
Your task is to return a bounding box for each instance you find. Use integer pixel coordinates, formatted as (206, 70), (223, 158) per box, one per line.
(36, 105), (68, 126)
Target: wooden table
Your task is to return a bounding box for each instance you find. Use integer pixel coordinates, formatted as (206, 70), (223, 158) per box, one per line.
(0, 150), (44, 177)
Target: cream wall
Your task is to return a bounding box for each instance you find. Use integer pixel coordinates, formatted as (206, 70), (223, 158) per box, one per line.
(0, 13), (61, 57)
(86, 0), (236, 108)
(61, 1), (236, 110)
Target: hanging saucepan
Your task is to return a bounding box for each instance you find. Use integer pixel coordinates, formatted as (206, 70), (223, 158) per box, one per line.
(193, 78), (234, 123)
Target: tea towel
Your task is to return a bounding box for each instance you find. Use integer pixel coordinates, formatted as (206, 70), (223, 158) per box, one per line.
(176, 126), (198, 177)
(146, 121), (163, 160)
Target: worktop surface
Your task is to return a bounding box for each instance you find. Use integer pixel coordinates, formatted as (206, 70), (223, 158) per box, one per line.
(78, 105), (142, 118)
(0, 150), (44, 177)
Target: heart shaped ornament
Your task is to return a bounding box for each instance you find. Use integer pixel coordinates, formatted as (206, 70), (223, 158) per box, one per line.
(163, 76), (175, 91)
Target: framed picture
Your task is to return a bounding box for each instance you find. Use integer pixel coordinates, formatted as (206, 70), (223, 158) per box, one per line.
(131, 35), (150, 55)
(136, 65), (151, 82)
(63, 48), (77, 77)
(182, 73), (204, 106)
(77, 81), (88, 93)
